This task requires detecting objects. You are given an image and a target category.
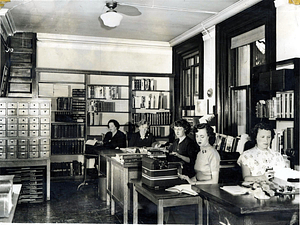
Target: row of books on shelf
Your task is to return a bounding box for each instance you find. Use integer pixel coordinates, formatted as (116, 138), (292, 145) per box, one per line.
(51, 124), (85, 138)
(149, 126), (170, 138)
(55, 112), (85, 123)
(132, 78), (156, 91)
(256, 91), (294, 119)
(56, 97), (86, 111)
(87, 85), (120, 99)
(132, 93), (167, 109)
(132, 112), (172, 125)
(88, 99), (115, 112)
(214, 133), (240, 153)
(51, 139), (85, 155)
(273, 127), (294, 154)
(51, 161), (83, 177)
(72, 89), (86, 98)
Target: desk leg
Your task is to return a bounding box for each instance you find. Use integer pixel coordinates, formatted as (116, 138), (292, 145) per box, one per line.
(157, 200), (164, 225)
(106, 159), (111, 206)
(204, 199), (209, 225)
(198, 197), (202, 225)
(123, 168), (129, 224)
(111, 167), (115, 216)
(133, 185), (138, 224)
(46, 159), (50, 200)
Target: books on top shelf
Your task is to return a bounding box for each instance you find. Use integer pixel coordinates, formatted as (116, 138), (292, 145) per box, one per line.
(214, 133), (239, 153)
(132, 78), (155, 91)
(87, 85), (120, 99)
(132, 92), (167, 109)
(256, 90), (294, 119)
(165, 184), (198, 196)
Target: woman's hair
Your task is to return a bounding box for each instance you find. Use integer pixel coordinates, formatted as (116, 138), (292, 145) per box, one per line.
(193, 123), (216, 146)
(136, 119), (150, 128)
(171, 119), (191, 135)
(250, 122), (275, 145)
(107, 119), (120, 129)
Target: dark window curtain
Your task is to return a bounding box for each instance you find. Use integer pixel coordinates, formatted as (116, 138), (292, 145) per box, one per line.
(172, 34), (204, 121)
(216, 0), (276, 135)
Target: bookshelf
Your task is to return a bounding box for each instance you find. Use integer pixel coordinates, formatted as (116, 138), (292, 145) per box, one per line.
(86, 74), (130, 137)
(37, 69), (85, 179)
(130, 76), (173, 139)
(252, 58), (299, 168)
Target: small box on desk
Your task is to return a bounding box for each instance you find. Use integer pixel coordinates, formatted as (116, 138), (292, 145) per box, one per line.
(0, 175), (14, 218)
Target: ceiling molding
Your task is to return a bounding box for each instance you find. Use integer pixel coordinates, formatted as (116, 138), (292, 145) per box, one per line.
(37, 33), (171, 48)
(0, 8), (16, 40)
(169, 0), (262, 46)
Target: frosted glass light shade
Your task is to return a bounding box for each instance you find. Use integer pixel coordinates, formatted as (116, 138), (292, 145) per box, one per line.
(100, 11), (123, 27)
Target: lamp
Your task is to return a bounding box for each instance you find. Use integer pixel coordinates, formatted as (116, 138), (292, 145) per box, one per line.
(100, 1), (123, 27)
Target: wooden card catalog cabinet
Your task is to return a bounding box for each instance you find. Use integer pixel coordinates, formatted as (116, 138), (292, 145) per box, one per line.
(0, 98), (51, 160)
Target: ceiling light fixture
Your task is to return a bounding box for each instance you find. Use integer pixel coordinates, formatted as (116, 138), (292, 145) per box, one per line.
(100, 1), (123, 28)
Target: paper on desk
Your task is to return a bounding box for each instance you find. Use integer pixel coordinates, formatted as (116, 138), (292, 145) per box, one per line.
(85, 139), (97, 146)
(220, 186), (249, 196)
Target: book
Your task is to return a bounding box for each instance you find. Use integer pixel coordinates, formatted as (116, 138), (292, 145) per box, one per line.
(220, 185), (249, 196)
(165, 184), (198, 196)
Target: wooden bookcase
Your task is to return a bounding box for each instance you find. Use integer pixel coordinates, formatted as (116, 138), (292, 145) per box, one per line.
(251, 58), (299, 168)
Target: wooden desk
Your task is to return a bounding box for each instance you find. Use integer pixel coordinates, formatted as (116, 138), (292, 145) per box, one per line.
(132, 180), (202, 225)
(192, 184), (299, 225)
(107, 157), (141, 224)
(0, 184), (22, 223)
(0, 158), (50, 200)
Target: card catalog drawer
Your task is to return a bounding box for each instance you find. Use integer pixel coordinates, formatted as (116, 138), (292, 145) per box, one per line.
(40, 102), (50, 108)
(29, 151), (39, 158)
(7, 131), (17, 137)
(29, 109), (39, 116)
(40, 117), (50, 123)
(40, 130), (50, 136)
(40, 124), (49, 130)
(18, 124), (28, 131)
(40, 110), (50, 115)
(0, 118), (5, 124)
(29, 124), (39, 130)
(0, 152), (6, 159)
(7, 152), (17, 159)
(18, 117), (28, 123)
(7, 118), (17, 123)
(40, 138), (50, 145)
(29, 145), (38, 152)
(0, 146), (5, 152)
(0, 139), (5, 145)
(29, 131), (38, 137)
(0, 131), (5, 137)
(18, 139), (28, 145)
(7, 103), (17, 108)
(30, 138), (39, 145)
(29, 117), (39, 123)
(7, 146), (17, 152)
(18, 152), (28, 159)
(18, 131), (28, 137)
(40, 151), (50, 158)
(18, 145), (28, 152)
(19, 109), (29, 116)
(7, 109), (17, 116)
(0, 125), (5, 130)
(29, 102), (39, 108)
(40, 145), (50, 151)
(7, 139), (17, 145)
(18, 102), (29, 108)
(0, 109), (6, 115)
(7, 124), (17, 130)
(0, 103), (6, 108)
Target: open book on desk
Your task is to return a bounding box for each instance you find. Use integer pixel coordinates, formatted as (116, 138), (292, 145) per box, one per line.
(165, 184), (198, 196)
(220, 185), (250, 196)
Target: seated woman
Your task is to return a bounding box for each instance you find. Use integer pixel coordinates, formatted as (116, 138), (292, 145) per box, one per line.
(128, 119), (157, 147)
(99, 119), (127, 149)
(168, 119), (199, 178)
(237, 122), (285, 182)
(179, 123), (220, 184)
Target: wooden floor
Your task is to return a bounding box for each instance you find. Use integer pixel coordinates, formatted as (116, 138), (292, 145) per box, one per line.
(13, 179), (157, 224)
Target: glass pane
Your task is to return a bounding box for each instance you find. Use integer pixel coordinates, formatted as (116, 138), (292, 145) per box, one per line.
(236, 45), (250, 86)
(234, 89), (247, 135)
(253, 38), (266, 66)
(194, 66), (199, 96)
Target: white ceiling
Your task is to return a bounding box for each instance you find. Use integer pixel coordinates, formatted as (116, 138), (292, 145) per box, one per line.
(3, 0), (242, 43)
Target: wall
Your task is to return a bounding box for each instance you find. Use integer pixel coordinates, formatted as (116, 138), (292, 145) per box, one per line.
(36, 33), (172, 73)
(202, 26), (216, 114)
(275, 0), (300, 61)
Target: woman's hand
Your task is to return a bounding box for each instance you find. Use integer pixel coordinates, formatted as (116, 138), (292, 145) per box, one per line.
(264, 169), (275, 181)
(178, 174), (192, 184)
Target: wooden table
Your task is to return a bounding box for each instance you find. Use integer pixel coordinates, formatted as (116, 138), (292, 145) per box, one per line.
(0, 158), (50, 200)
(107, 157), (141, 224)
(0, 184), (22, 223)
(132, 180), (202, 225)
(192, 184), (299, 225)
